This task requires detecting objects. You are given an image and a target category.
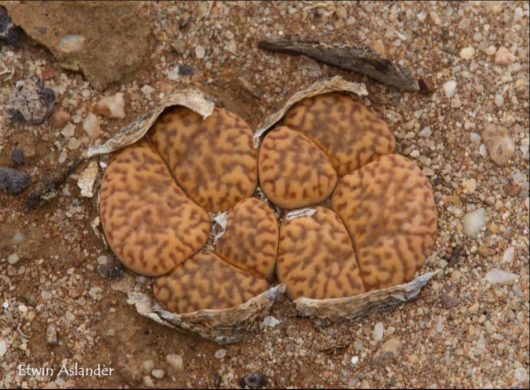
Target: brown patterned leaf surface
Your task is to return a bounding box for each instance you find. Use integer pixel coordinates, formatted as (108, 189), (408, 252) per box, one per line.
(277, 207), (365, 299)
(149, 106), (257, 212)
(99, 142), (210, 277)
(215, 198), (278, 281)
(153, 251), (270, 313)
(284, 93), (395, 176)
(331, 154), (437, 291)
(258, 126), (337, 209)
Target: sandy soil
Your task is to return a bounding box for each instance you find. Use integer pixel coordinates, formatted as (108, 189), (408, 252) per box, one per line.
(0, 1), (529, 389)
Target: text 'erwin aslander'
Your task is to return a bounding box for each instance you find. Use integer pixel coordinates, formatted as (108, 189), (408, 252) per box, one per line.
(18, 363), (114, 378)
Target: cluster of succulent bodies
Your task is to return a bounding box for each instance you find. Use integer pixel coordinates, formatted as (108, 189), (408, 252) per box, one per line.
(99, 92), (437, 314)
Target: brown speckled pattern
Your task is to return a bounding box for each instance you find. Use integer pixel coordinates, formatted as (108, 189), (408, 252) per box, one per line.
(215, 198), (278, 281)
(331, 154), (437, 291)
(149, 106), (257, 212)
(153, 251), (269, 313)
(283, 93), (396, 176)
(277, 207), (366, 300)
(99, 142), (210, 277)
(258, 126), (337, 209)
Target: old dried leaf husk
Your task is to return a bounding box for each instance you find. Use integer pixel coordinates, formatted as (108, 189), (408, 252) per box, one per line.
(127, 285), (285, 344)
(294, 271), (438, 323)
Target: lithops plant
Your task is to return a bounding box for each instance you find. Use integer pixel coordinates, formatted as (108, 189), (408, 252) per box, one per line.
(263, 92), (437, 301)
(96, 81), (437, 337)
(100, 106), (277, 313)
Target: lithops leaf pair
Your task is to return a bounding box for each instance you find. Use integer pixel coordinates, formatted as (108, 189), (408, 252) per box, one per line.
(98, 85), (437, 322)
(259, 93), (437, 300)
(100, 107), (278, 314)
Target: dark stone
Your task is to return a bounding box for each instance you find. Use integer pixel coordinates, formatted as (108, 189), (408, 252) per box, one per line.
(0, 6), (22, 48)
(97, 254), (124, 280)
(11, 147), (25, 165)
(447, 245), (463, 266)
(238, 373), (268, 389)
(178, 64), (194, 76)
(6, 77), (56, 125)
(418, 77), (435, 95)
(0, 167), (30, 194)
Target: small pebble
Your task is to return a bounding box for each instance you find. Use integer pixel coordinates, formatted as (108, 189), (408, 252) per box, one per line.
(0, 167), (31, 194)
(462, 179), (477, 194)
(142, 360), (154, 373)
(373, 322), (384, 342)
(0, 339), (6, 357)
(214, 349), (227, 359)
(351, 356), (359, 365)
(494, 94), (504, 107)
(7, 253), (19, 265)
(77, 160), (99, 198)
(482, 124), (515, 165)
(166, 354), (184, 372)
(494, 47), (516, 65)
(459, 46), (475, 59)
(46, 324), (59, 345)
(485, 269), (518, 284)
(372, 39), (386, 57)
(419, 126), (432, 137)
(57, 34), (85, 53)
(238, 373), (268, 389)
(97, 255), (108, 265)
(463, 208), (487, 237)
(443, 80), (457, 98)
(67, 138), (81, 150)
(12, 232), (26, 244)
(41, 291), (52, 300)
(96, 93), (125, 119)
(502, 246), (515, 262)
(50, 109), (71, 129)
(373, 338), (402, 364)
(469, 132), (481, 145)
(88, 286), (103, 301)
(417, 11), (427, 22)
(262, 316), (281, 327)
(141, 85), (155, 97)
(82, 113), (101, 140)
(61, 123), (76, 138)
(11, 148), (25, 165)
(485, 45), (497, 55)
(514, 367), (528, 384)
(195, 46), (205, 59)
(151, 369), (165, 379)
(514, 7), (523, 21)
(142, 375), (154, 388)
(167, 67), (179, 81)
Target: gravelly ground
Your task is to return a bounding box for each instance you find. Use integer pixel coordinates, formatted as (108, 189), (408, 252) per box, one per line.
(0, 1), (529, 389)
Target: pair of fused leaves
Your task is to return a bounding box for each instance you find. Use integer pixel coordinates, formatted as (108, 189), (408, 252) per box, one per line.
(99, 93), (437, 314)
(100, 107), (277, 314)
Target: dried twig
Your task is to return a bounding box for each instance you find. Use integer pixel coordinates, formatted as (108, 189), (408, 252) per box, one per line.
(258, 36), (419, 92)
(24, 156), (83, 211)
